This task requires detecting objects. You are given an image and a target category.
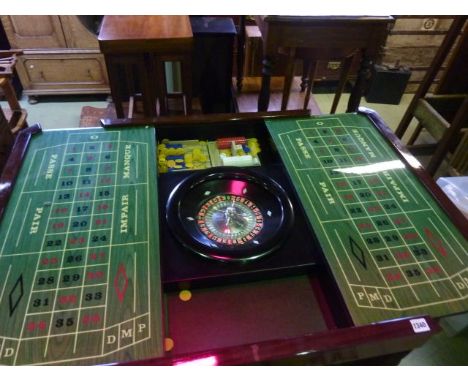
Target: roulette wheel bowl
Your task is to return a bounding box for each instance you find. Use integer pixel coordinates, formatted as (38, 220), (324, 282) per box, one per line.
(166, 166), (295, 263)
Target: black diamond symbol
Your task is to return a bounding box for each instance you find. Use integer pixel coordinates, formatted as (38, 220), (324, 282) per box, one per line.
(350, 237), (367, 270)
(9, 274), (24, 316)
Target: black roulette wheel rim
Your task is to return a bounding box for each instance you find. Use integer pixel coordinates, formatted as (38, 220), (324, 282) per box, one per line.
(166, 167), (294, 263)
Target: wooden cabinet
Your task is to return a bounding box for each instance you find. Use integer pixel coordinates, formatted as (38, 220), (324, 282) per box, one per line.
(0, 16), (109, 99)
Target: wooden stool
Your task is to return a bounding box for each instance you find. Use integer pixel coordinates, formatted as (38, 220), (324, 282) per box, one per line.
(98, 16), (193, 118)
(0, 50), (28, 133)
(281, 47), (356, 113)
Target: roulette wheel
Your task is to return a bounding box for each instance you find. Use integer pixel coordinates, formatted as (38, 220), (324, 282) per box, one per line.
(166, 167), (294, 263)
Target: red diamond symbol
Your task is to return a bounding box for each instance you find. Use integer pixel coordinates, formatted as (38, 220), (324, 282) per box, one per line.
(114, 264), (129, 303)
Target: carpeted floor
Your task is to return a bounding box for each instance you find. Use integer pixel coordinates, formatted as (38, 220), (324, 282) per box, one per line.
(79, 104), (117, 127)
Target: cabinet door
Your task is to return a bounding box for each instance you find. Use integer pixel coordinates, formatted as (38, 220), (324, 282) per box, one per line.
(0, 15), (66, 49)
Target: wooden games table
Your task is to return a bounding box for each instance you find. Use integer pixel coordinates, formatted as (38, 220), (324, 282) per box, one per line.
(1, 109), (467, 365)
(254, 16), (394, 112)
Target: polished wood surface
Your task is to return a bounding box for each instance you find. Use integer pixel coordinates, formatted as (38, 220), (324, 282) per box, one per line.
(254, 16), (394, 112)
(99, 16), (193, 54)
(101, 109), (311, 128)
(122, 315), (438, 365)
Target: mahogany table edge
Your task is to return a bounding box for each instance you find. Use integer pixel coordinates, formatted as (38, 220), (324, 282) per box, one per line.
(117, 315), (439, 366)
(100, 110), (312, 128)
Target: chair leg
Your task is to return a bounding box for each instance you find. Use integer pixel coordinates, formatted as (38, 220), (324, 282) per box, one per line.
(124, 62), (137, 113)
(154, 56), (168, 116)
(0, 77), (21, 111)
(181, 54), (193, 115)
(303, 60), (317, 110)
(104, 56), (125, 118)
(281, 48), (296, 111)
(138, 55), (157, 118)
(300, 58), (311, 92)
(330, 55), (353, 114)
(407, 122), (424, 145)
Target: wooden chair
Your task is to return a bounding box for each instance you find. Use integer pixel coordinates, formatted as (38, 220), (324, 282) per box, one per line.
(395, 17), (468, 176)
(407, 94), (468, 175)
(407, 94), (467, 146)
(0, 50), (28, 133)
(281, 47), (356, 113)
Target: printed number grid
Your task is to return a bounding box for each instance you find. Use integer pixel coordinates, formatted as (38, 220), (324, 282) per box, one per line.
(20, 133), (117, 362)
(269, 116), (468, 323)
(4, 132), (149, 364)
(0, 127), (160, 365)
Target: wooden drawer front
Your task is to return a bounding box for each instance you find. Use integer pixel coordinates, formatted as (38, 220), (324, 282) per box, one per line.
(20, 54), (109, 88)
